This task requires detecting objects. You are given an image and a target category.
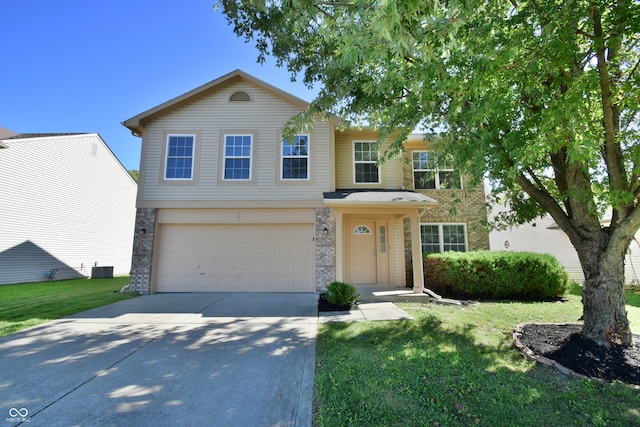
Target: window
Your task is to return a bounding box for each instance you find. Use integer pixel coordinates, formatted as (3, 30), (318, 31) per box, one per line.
(282, 135), (309, 180)
(412, 151), (461, 189)
(353, 225), (372, 234)
(223, 135), (252, 180)
(379, 226), (386, 253)
(354, 141), (380, 183)
(420, 224), (467, 254)
(165, 135), (194, 180)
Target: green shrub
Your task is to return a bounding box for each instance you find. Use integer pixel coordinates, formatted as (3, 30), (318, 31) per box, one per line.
(423, 251), (568, 300)
(325, 281), (361, 306)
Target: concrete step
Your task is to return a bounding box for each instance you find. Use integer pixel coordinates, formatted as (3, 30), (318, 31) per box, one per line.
(355, 287), (432, 303)
(353, 285), (463, 305)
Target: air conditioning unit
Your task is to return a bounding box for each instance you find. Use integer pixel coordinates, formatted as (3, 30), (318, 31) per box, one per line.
(91, 266), (114, 279)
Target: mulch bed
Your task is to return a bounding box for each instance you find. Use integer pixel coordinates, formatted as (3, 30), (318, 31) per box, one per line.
(317, 293), (358, 312)
(515, 323), (640, 386)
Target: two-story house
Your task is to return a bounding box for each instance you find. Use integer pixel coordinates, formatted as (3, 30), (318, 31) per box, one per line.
(0, 131), (137, 285)
(123, 70), (489, 294)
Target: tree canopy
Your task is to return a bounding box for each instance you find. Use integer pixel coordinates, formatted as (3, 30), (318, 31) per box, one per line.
(222, 0), (640, 346)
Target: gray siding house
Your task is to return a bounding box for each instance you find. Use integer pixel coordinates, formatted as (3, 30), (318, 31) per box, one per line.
(0, 131), (138, 284)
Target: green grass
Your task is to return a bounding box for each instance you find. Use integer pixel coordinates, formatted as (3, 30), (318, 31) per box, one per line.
(313, 285), (640, 427)
(0, 276), (138, 337)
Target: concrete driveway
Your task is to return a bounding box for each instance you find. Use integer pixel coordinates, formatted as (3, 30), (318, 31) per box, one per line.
(0, 293), (318, 427)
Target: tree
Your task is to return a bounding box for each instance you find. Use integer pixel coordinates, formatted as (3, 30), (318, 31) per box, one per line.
(221, 0), (640, 347)
(128, 169), (139, 182)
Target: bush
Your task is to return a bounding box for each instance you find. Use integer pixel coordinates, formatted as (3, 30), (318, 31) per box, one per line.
(423, 251), (568, 300)
(324, 281), (361, 306)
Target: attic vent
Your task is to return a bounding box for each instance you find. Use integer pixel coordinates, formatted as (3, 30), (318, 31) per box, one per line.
(230, 91), (251, 102)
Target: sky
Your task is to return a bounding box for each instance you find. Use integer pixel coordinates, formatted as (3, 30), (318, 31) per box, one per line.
(0, 0), (315, 171)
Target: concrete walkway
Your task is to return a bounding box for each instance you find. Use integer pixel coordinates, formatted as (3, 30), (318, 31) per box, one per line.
(0, 291), (415, 427)
(317, 284), (426, 323)
(318, 302), (414, 323)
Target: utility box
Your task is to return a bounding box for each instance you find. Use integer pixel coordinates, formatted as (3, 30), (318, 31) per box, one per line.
(91, 266), (114, 279)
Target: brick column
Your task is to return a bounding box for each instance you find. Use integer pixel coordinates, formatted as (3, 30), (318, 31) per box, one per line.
(129, 208), (157, 294)
(315, 208), (335, 291)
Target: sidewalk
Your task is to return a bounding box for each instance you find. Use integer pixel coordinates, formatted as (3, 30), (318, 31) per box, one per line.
(317, 284), (429, 323)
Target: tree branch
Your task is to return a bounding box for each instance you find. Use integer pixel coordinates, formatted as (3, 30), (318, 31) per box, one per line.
(592, 5), (629, 210)
(515, 172), (574, 236)
(315, 0), (370, 8)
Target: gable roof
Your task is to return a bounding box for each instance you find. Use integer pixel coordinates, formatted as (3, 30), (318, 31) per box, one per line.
(0, 126), (17, 144)
(122, 69), (310, 137)
(3, 132), (87, 140)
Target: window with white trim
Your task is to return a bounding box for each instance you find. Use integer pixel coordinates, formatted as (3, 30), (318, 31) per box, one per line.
(420, 223), (467, 254)
(353, 141), (380, 183)
(165, 134), (195, 180)
(223, 135), (252, 180)
(281, 135), (309, 180)
(413, 151), (461, 189)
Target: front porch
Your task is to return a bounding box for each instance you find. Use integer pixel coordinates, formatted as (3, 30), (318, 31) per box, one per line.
(323, 189), (438, 293)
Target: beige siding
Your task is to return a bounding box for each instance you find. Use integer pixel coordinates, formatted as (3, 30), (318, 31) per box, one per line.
(139, 81), (332, 204)
(0, 134), (137, 284)
(156, 208), (316, 224)
(334, 129), (401, 189)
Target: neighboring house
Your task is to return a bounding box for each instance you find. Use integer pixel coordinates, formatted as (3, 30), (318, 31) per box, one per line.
(123, 70), (490, 294)
(0, 131), (138, 284)
(489, 204), (640, 285)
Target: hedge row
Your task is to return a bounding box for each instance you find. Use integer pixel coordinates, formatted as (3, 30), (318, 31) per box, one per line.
(424, 251), (568, 300)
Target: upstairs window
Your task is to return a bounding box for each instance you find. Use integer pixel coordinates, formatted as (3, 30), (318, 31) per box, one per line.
(165, 135), (194, 180)
(223, 135), (252, 180)
(354, 141), (380, 184)
(413, 151), (461, 189)
(420, 223), (467, 254)
(281, 135), (309, 180)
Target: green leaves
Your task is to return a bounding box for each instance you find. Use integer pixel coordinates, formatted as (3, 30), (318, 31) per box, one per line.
(221, 0), (639, 239)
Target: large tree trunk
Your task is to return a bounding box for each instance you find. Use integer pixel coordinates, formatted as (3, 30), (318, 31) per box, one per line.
(579, 242), (631, 347)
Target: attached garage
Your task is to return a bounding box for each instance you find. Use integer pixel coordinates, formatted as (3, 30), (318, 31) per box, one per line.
(153, 209), (316, 293)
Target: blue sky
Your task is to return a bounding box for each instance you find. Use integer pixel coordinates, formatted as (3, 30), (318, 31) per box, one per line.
(0, 0), (314, 170)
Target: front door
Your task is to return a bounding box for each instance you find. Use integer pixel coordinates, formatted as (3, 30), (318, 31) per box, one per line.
(348, 220), (378, 284)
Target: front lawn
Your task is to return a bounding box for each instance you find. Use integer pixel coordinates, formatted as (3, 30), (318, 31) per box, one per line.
(313, 286), (640, 426)
(0, 276), (138, 337)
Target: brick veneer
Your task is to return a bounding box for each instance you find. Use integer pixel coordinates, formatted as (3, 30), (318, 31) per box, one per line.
(129, 208), (157, 294)
(315, 207), (336, 291)
(401, 150), (490, 285)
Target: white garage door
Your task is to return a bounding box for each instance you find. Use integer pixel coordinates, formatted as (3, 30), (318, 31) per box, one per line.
(155, 224), (314, 292)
